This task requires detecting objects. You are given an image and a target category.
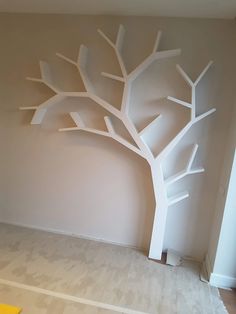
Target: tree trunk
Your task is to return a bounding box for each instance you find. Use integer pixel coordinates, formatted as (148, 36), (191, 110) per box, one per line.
(148, 160), (169, 260)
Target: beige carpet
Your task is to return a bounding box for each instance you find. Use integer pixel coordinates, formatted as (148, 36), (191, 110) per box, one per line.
(0, 223), (227, 314)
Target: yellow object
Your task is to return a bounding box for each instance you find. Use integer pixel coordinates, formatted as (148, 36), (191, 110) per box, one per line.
(0, 304), (21, 314)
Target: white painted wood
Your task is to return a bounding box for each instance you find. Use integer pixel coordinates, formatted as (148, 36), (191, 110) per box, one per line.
(157, 121), (193, 160)
(148, 162), (168, 260)
(70, 112), (85, 128)
(187, 144), (199, 170)
(56, 52), (92, 94)
(167, 96), (192, 109)
(59, 127), (80, 132)
(194, 61), (213, 86)
(121, 82), (131, 113)
(26, 77), (43, 83)
(39, 61), (51, 82)
(165, 144), (204, 186)
(31, 108), (47, 125)
(209, 273), (236, 288)
(128, 49), (181, 82)
(30, 94), (64, 124)
(116, 24), (125, 52)
(122, 115), (154, 162)
(39, 61), (59, 93)
(21, 26), (216, 262)
(56, 52), (77, 66)
(104, 116), (115, 134)
(101, 72), (124, 82)
(149, 63), (215, 258)
(139, 114), (162, 136)
(165, 169), (188, 186)
(89, 94), (122, 118)
(176, 64), (194, 87)
(154, 49), (181, 60)
(191, 86), (196, 119)
(115, 49), (127, 78)
(97, 29), (115, 49)
(168, 191), (189, 206)
(128, 54), (152, 81)
(158, 65), (216, 162)
(77, 45), (88, 68)
(75, 127), (109, 137)
(165, 167), (204, 186)
(60, 92), (88, 97)
(59, 124), (144, 157)
(189, 167), (205, 174)
(77, 45), (94, 93)
(153, 30), (162, 53)
(97, 22), (128, 113)
(194, 108), (216, 122)
(19, 106), (38, 110)
(114, 135), (145, 157)
(98, 25), (127, 78)
(37, 94), (63, 109)
(26, 62), (59, 93)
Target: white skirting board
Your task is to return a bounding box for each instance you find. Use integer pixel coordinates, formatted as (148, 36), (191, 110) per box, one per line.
(209, 273), (236, 289)
(0, 220), (146, 252)
(203, 254), (236, 288)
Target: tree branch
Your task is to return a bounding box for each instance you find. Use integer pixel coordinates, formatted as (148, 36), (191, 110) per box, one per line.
(104, 116), (115, 134)
(194, 108), (216, 123)
(59, 113), (145, 158)
(97, 25), (179, 162)
(101, 72), (124, 82)
(153, 31), (162, 53)
(97, 25), (155, 160)
(165, 144), (205, 186)
(167, 96), (192, 109)
(160, 61), (216, 160)
(21, 27), (215, 173)
(168, 191), (189, 206)
(176, 64), (193, 88)
(69, 112), (85, 128)
(25, 61), (60, 94)
(128, 49), (181, 82)
(139, 114), (162, 137)
(21, 47), (123, 125)
(20, 94), (64, 124)
(98, 26), (127, 78)
(194, 61), (213, 87)
(116, 25), (125, 52)
(56, 53), (77, 66)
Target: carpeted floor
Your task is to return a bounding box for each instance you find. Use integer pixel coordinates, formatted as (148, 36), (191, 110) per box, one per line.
(0, 223), (227, 314)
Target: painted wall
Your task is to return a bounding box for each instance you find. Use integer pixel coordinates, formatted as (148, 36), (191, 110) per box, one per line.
(0, 14), (235, 259)
(207, 104), (236, 287)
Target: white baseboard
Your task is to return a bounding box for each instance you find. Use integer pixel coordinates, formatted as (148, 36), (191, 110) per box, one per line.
(0, 219), (146, 252)
(209, 273), (236, 288)
(204, 254), (236, 288)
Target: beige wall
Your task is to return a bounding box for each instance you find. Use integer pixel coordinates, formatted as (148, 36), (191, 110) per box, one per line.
(207, 103), (236, 287)
(0, 13), (235, 259)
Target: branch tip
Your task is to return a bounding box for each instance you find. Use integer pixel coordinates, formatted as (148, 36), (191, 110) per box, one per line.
(78, 45), (88, 68)
(116, 24), (125, 51)
(153, 30), (162, 53)
(98, 29), (115, 48)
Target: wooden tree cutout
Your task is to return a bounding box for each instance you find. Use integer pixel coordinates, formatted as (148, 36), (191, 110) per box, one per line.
(20, 25), (216, 260)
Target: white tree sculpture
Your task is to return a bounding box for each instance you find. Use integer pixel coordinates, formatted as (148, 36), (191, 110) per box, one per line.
(20, 25), (216, 260)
